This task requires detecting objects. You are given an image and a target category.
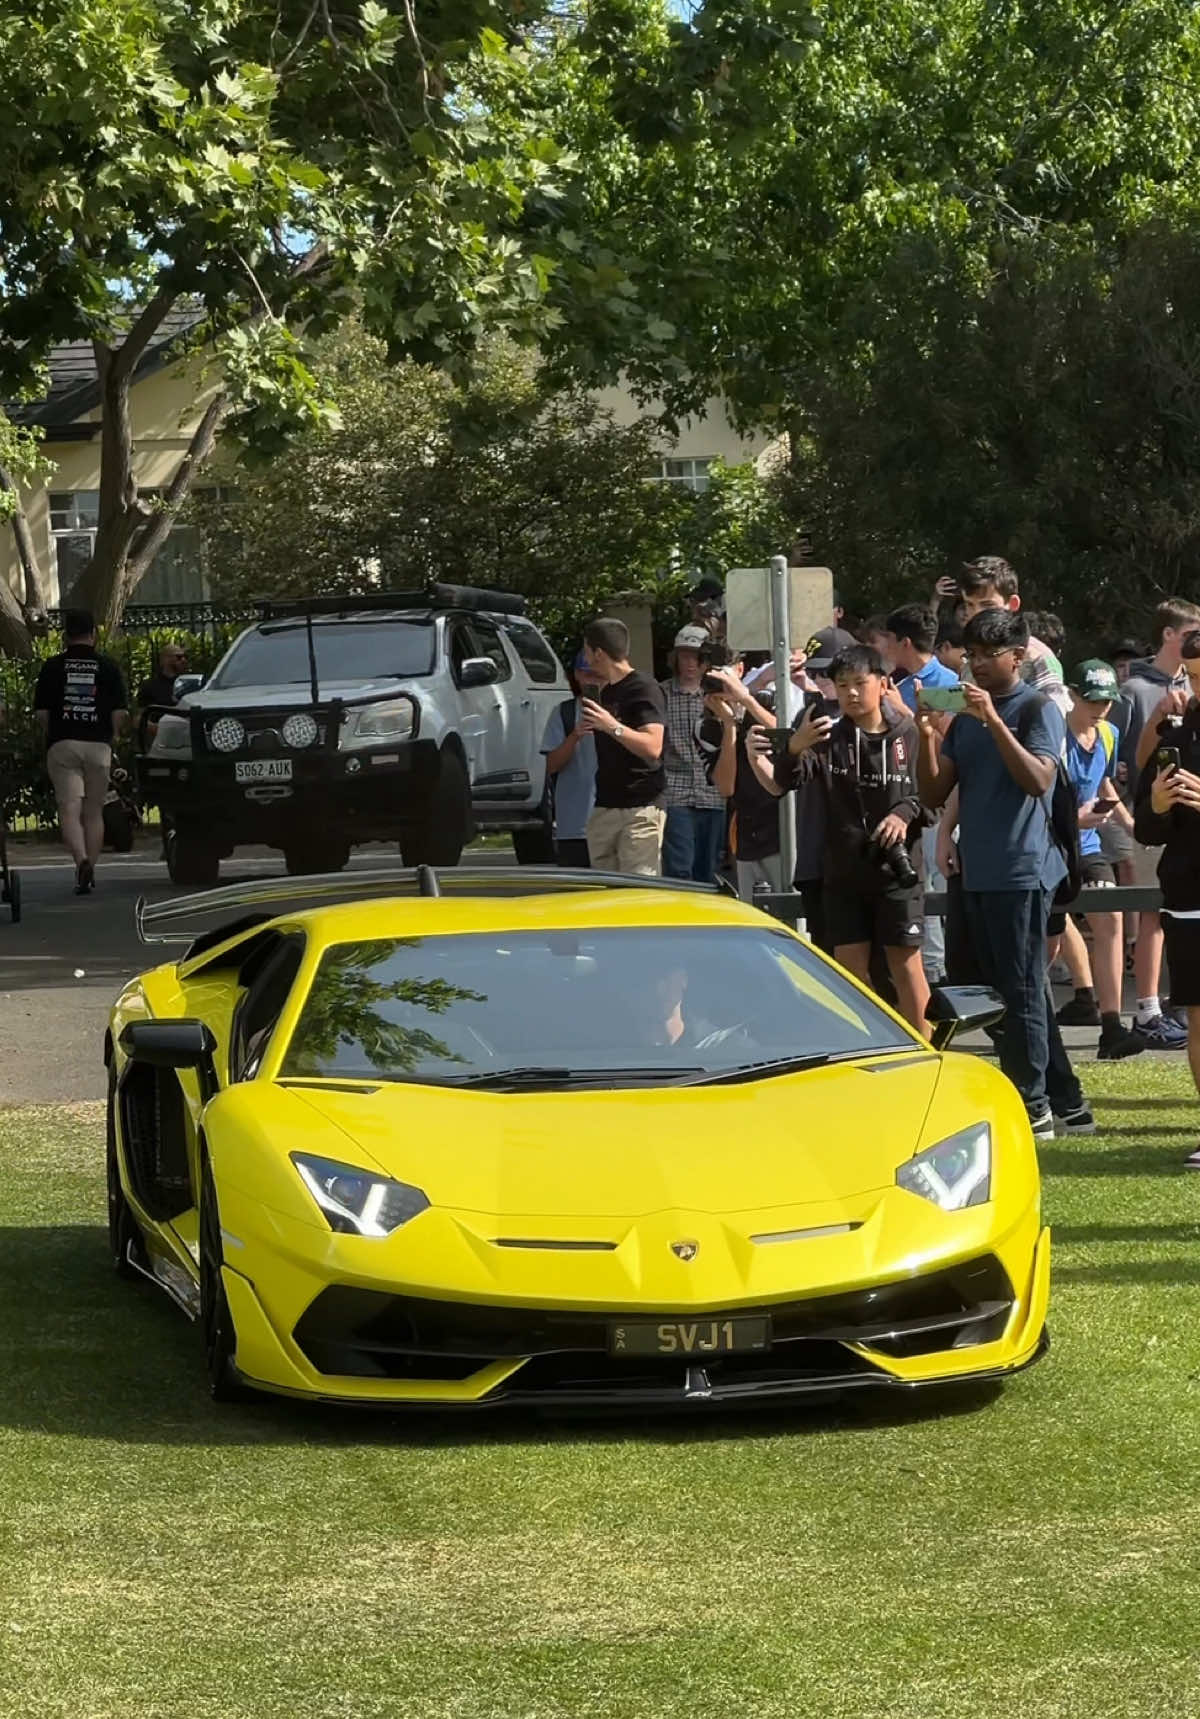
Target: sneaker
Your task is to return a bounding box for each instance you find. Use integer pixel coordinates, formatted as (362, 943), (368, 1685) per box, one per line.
(1132, 1013), (1189, 1050)
(74, 859), (94, 896)
(1166, 1004), (1189, 1031)
(1184, 1146), (1200, 1171)
(1097, 1024), (1146, 1061)
(1056, 994), (1101, 1027)
(1054, 1105), (1096, 1136)
(1027, 1103), (1055, 1142)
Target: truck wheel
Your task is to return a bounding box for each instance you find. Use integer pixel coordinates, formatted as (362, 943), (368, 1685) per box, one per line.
(283, 840), (350, 876)
(512, 826), (555, 864)
(401, 749), (470, 867)
(166, 824), (220, 888)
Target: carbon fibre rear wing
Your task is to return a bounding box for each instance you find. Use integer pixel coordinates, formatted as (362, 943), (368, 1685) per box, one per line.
(134, 866), (723, 946)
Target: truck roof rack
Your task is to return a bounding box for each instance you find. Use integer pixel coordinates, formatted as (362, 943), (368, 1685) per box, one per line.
(136, 867), (721, 948)
(253, 583), (528, 622)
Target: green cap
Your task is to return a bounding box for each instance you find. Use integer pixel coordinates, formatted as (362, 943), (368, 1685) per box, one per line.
(1069, 658), (1120, 702)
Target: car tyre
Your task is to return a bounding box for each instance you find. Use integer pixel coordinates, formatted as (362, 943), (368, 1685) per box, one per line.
(166, 824), (221, 889)
(106, 1064), (142, 1279)
(200, 1157), (250, 1402)
(283, 839), (350, 876)
(401, 748), (471, 867)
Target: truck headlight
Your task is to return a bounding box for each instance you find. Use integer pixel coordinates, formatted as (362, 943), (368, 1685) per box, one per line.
(342, 700), (416, 749)
(291, 1153), (430, 1237)
(896, 1124), (991, 1210)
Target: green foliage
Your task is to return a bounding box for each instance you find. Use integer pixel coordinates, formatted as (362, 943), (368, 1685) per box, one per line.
(193, 324), (698, 651)
(0, 416), (51, 521)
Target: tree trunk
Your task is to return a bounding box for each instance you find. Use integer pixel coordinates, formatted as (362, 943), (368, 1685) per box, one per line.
(0, 579), (34, 658)
(0, 464), (47, 613)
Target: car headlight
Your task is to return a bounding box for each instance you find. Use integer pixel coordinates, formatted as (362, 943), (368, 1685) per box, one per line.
(896, 1123), (991, 1211)
(282, 711), (319, 749)
(291, 1153), (430, 1237)
(343, 699), (416, 748)
(152, 714), (191, 754)
(208, 716), (246, 753)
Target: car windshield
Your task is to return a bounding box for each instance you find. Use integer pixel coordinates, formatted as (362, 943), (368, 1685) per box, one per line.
(279, 927), (914, 1086)
(209, 619), (435, 689)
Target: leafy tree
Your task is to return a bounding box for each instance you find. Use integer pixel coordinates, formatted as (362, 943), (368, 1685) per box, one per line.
(193, 324), (692, 643)
(0, 0), (761, 652)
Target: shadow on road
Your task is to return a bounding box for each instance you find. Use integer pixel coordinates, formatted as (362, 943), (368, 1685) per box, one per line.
(0, 1223), (1006, 1447)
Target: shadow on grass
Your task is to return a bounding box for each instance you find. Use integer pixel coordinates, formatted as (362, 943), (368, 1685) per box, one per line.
(0, 1224), (1010, 1447)
(1092, 1096), (1194, 1111)
(1055, 1259), (1200, 1287)
(1040, 1143), (1190, 1177)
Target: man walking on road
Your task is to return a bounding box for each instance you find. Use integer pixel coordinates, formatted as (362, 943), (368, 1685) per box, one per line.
(33, 608), (128, 896)
(582, 618), (667, 875)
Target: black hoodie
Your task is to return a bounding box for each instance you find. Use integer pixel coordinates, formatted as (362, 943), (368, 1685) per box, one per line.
(1133, 702), (1200, 910)
(778, 704), (927, 890)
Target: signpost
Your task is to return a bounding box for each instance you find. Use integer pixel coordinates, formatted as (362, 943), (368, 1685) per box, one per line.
(768, 555), (797, 889)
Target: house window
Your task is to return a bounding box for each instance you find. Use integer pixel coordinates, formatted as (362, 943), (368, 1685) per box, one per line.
(652, 458), (714, 493)
(49, 491), (100, 600)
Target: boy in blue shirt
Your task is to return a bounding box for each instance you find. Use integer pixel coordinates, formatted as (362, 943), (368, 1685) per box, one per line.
(916, 608), (1088, 1140)
(885, 602), (961, 713)
(1052, 660), (1142, 1059)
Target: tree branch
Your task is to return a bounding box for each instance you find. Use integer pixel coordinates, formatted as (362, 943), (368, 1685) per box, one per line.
(0, 463), (47, 611)
(108, 287), (178, 385)
(126, 391), (229, 582)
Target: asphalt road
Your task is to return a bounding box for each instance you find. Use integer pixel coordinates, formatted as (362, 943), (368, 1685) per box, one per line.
(0, 838), (513, 1103)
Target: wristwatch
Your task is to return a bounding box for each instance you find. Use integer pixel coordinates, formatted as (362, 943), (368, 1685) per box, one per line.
(612, 723), (625, 739)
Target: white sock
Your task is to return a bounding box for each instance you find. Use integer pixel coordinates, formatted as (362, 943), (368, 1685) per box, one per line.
(1135, 997), (1162, 1025)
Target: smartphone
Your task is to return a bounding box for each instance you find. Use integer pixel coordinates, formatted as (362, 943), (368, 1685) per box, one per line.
(765, 728), (795, 761)
(1157, 746), (1182, 775)
(918, 685), (968, 714)
(701, 672), (727, 694)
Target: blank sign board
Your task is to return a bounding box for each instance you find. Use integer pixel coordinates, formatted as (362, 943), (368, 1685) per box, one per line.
(725, 567), (835, 653)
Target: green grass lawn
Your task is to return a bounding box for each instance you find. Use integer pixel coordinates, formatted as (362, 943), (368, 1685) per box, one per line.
(2, 1062), (1200, 1719)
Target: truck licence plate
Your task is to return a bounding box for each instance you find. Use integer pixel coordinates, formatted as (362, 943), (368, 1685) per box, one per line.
(234, 759), (293, 783)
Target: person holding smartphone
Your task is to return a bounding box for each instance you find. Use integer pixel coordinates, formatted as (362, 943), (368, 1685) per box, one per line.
(1050, 661), (1142, 1060)
(1134, 632), (1200, 1165)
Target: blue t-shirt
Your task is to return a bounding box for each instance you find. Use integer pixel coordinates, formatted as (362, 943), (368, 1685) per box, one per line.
(942, 683), (1067, 893)
(541, 700), (596, 842)
(1065, 721), (1117, 857)
(895, 654), (959, 713)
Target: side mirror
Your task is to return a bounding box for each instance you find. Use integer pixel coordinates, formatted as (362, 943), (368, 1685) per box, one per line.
(120, 1019), (217, 1069)
(925, 985), (1006, 1051)
(173, 673), (205, 701)
(457, 656), (499, 690)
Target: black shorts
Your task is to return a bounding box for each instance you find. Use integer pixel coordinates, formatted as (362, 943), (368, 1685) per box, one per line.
(1047, 855), (1117, 937)
(824, 882), (925, 951)
(1163, 914), (1200, 1008)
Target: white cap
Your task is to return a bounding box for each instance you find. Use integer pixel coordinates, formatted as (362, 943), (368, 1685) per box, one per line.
(673, 624), (710, 650)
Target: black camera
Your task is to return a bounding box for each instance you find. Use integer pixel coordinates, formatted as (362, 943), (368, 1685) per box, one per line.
(867, 837), (919, 890)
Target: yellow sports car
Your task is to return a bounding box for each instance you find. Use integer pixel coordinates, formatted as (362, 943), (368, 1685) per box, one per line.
(105, 868), (1048, 1408)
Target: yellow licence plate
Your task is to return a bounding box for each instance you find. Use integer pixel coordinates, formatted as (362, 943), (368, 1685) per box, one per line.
(608, 1317), (771, 1357)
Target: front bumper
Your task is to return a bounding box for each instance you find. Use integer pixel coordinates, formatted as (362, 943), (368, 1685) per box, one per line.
(218, 1218), (1051, 1410)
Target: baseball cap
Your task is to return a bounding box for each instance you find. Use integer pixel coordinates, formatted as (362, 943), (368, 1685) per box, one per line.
(1107, 637), (1146, 660)
(1069, 658), (1120, 702)
(673, 623), (711, 650)
(572, 650), (591, 672)
(803, 626), (858, 672)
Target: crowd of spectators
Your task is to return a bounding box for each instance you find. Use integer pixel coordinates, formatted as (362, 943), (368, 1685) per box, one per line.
(545, 566), (1200, 1161)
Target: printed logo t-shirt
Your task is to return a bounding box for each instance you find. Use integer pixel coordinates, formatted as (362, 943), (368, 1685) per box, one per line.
(34, 648), (128, 745)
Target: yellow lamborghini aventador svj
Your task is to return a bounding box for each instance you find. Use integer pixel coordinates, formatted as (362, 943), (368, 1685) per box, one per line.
(105, 868), (1048, 1407)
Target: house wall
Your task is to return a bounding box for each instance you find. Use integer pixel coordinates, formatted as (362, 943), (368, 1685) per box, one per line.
(3, 359), (222, 606)
(590, 386), (777, 469)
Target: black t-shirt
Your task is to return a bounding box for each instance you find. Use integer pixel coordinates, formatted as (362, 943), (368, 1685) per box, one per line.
(594, 671), (667, 808)
(137, 671), (178, 709)
(34, 648), (128, 746)
(697, 712), (779, 862)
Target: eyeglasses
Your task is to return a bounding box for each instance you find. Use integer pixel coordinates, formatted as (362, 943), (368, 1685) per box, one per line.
(965, 646), (1015, 663)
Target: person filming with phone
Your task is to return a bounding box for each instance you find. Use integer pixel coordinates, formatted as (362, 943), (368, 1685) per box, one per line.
(748, 643), (931, 1034)
(1134, 632), (1200, 1168)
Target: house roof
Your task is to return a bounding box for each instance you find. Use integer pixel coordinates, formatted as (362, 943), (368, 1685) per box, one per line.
(12, 304), (207, 430)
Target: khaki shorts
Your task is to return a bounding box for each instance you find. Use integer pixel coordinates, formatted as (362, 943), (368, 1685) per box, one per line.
(47, 739), (111, 813)
(586, 805), (666, 876)
(1131, 839), (1164, 891)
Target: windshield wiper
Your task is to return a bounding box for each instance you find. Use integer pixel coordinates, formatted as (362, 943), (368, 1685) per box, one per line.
(679, 1049), (879, 1087)
(451, 1065), (706, 1091)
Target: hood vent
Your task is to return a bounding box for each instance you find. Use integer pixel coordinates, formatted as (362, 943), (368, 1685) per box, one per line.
(751, 1223), (863, 1245)
(492, 1237), (617, 1252)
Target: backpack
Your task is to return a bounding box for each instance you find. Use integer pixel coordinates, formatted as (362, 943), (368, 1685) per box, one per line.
(1016, 694), (1081, 908)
